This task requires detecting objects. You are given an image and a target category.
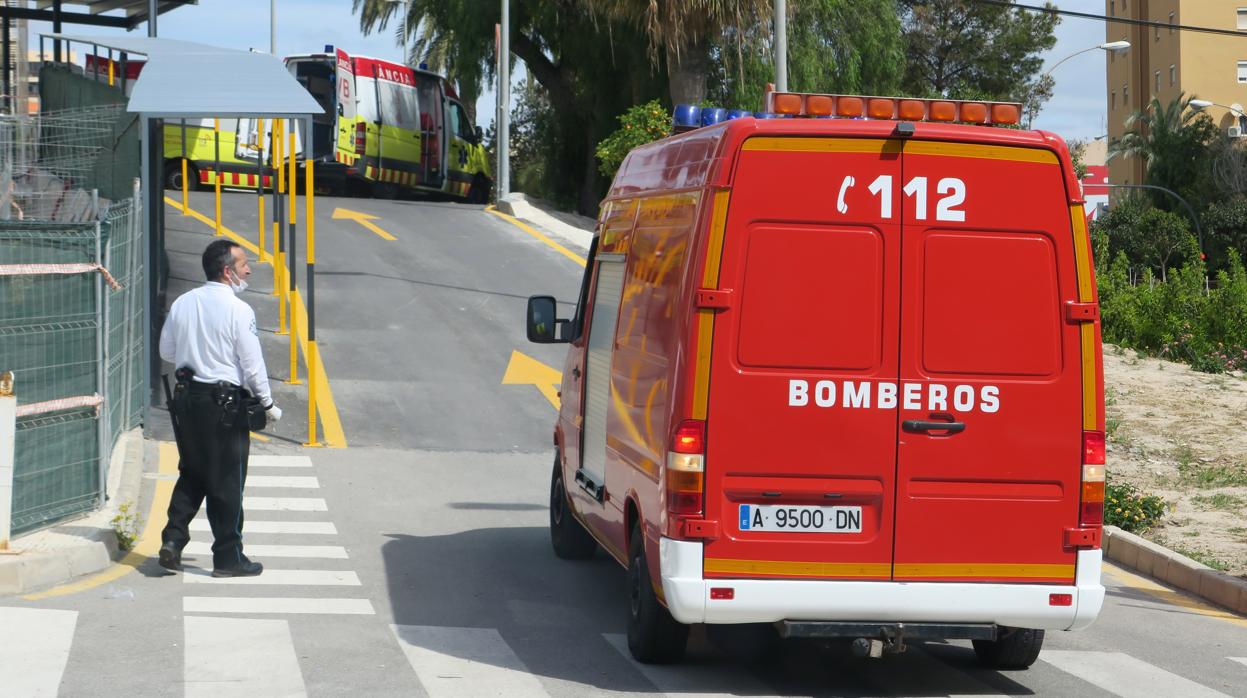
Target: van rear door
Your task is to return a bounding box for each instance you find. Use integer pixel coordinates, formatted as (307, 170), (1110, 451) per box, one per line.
(702, 137), (903, 581)
(891, 140), (1082, 584)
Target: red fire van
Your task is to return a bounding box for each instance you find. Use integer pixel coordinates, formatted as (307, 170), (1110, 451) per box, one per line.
(526, 92), (1106, 668)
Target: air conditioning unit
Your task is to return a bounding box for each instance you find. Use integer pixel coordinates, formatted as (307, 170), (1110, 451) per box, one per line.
(1229, 126), (1243, 138)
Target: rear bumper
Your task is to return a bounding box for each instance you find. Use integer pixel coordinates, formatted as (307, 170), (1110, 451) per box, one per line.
(659, 538), (1104, 631)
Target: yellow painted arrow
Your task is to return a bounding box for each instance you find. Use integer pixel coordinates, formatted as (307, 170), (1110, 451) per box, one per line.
(332, 207), (396, 240)
(503, 350), (562, 409)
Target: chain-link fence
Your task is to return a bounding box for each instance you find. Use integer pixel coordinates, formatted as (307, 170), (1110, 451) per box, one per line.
(1, 76), (142, 535)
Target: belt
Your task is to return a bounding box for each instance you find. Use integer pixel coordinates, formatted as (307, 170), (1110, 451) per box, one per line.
(187, 380), (240, 394)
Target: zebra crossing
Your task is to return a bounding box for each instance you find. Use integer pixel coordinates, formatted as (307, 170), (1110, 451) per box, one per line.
(2, 451), (1246, 696)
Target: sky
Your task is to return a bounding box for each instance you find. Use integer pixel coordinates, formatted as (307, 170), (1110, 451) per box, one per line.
(25, 0), (1108, 141)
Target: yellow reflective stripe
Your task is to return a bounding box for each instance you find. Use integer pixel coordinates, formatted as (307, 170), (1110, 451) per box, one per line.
(705, 558), (892, 578)
(1069, 206), (1098, 431)
(894, 563), (1075, 579)
(692, 191), (731, 420)
(905, 141), (1059, 164)
(742, 137), (901, 155)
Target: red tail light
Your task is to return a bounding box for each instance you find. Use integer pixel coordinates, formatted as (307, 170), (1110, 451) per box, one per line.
(667, 420), (706, 516)
(354, 122), (366, 155)
(1080, 431), (1106, 527)
(672, 420), (705, 454)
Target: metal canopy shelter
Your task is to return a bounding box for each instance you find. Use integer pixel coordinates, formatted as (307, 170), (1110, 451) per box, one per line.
(2, 1), (196, 30)
(42, 33), (323, 418)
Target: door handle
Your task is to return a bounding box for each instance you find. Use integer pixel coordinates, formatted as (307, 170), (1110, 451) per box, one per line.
(572, 367), (581, 379)
(902, 412), (965, 435)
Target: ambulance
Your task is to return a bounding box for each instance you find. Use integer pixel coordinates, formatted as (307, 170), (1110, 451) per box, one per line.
(526, 91), (1106, 668)
(283, 47), (492, 201)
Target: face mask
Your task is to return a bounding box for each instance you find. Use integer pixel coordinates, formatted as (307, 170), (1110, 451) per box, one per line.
(226, 268), (248, 295)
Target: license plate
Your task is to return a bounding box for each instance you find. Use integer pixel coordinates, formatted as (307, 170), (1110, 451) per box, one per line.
(738, 504), (862, 533)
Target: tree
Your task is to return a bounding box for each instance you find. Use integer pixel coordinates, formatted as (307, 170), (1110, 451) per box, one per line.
(709, 0), (905, 112)
(354, 0), (666, 214)
(1108, 94), (1219, 214)
(898, 0), (1059, 121)
(585, 0), (770, 107)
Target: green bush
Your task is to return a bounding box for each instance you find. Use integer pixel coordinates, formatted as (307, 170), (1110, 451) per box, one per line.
(1098, 248), (1247, 373)
(1104, 481), (1166, 533)
(595, 99), (671, 179)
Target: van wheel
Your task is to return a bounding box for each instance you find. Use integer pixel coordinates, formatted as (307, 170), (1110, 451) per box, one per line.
(972, 627), (1044, 669)
(626, 523), (688, 664)
(550, 457), (597, 559)
(164, 160), (197, 190)
(467, 175), (490, 204)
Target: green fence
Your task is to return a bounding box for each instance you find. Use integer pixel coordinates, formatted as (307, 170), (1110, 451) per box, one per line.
(0, 200), (143, 534)
(1, 66), (143, 535)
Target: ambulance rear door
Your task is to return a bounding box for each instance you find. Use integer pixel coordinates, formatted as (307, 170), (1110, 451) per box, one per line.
(701, 136), (903, 581)
(336, 50), (357, 161)
(891, 138), (1082, 585)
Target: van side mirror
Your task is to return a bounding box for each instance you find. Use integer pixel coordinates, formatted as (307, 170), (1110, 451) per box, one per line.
(527, 295), (569, 343)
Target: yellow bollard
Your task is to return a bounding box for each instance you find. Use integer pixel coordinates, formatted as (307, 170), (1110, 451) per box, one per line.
(305, 156), (319, 446)
(180, 120), (189, 215)
(257, 118), (267, 263)
(275, 120), (288, 335)
(287, 123), (302, 385)
(213, 118), (222, 237)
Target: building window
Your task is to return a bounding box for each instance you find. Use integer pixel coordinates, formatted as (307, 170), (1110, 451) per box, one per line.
(1111, 1), (1115, 16)
(1171, 64), (1176, 85)
(1169, 11), (1175, 34)
(1239, 61), (1247, 83)
(1155, 71), (1161, 92)
(1239, 8), (1247, 30)
(1112, 91), (1117, 110)
(1155, 25), (1160, 41)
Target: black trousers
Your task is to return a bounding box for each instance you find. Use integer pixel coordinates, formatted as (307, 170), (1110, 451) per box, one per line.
(161, 387), (251, 569)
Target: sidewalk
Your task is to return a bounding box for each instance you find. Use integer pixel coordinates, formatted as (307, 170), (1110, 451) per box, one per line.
(0, 429), (147, 596)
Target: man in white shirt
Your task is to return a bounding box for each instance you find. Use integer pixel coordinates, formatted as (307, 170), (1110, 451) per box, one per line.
(158, 239), (281, 577)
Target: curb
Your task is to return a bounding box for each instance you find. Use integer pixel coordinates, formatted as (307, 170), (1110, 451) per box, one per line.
(0, 429), (146, 596)
(1104, 525), (1247, 615)
(494, 193), (594, 252)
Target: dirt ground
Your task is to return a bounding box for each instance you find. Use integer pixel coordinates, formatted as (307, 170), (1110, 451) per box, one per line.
(1104, 344), (1247, 578)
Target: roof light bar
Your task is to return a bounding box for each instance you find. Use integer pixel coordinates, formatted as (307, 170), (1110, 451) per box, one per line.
(764, 91), (1024, 126)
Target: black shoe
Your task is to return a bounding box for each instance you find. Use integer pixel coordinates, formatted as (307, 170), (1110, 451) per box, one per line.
(211, 559), (263, 578)
(158, 543), (183, 572)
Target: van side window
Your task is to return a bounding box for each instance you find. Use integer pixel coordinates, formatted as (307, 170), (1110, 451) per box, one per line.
(452, 103), (472, 140)
(921, 233), (1060, 376)
(570, 237), (600, 340)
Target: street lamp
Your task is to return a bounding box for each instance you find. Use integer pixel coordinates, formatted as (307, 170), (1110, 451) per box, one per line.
(1190, 99), (1244, 118)
(1043, 41), (1131, 78)
(384, 0), (411, 65)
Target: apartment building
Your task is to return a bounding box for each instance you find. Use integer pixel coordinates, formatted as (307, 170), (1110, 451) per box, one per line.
(1107, 1), (1247, 185)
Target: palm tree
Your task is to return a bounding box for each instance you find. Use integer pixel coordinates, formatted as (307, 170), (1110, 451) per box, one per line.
(1109, 93), (1218, 213)
(583, 0), (770, 106)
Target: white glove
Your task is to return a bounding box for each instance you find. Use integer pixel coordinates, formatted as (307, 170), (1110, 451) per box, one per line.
(266, 403), (283, 424)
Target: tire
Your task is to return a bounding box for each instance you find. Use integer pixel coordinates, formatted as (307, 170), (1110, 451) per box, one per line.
(626, 523), (689, 664)
(549, 457), (597, 559)
(972, 627), (1044, 669)
(164, 160), (196, 191)
(467, 175), (491, 204)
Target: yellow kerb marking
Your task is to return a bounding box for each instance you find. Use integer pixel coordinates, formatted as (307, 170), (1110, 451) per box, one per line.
(905, 141), (1059, 164)
(485, 206), (586, 267)
(705, 558), (892, 578)
(23, 442), (180, 600)
(1103, 563), (1247, 629)
(894, 562), (1075, 579)
(742, 138), (902, 155)
(692, 191), (731, 420)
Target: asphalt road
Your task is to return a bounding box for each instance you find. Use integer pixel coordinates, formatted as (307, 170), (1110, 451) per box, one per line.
(1, 189), (1245, 697)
